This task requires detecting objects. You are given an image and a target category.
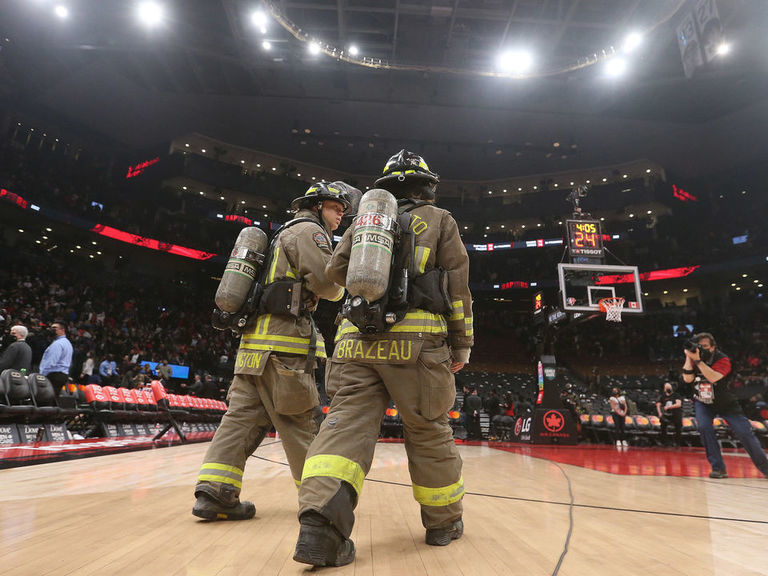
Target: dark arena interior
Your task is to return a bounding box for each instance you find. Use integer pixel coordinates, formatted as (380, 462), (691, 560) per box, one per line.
(1, 1), (767, 575)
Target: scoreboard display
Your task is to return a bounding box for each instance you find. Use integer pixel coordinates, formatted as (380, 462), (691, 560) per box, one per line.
(565, 219), (604, 258)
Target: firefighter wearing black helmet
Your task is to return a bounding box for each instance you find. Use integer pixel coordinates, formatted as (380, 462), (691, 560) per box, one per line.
(192, 181), (354, 521)
(293, 152), (473, 567)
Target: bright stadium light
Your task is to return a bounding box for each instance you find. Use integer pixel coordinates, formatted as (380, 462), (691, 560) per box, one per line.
(348, 45), (359, 56)
(252, 10), (268, 33)
(261, 40), (271, 51)
(54, 5), (69, 19)
(622, 32), (643, 53)
(715, 42), (731, 56)
(308, 42), (322, 55)
(604, 57), (627, 77)
(497, 49), (533, 74)
(137, 1), (164, 28)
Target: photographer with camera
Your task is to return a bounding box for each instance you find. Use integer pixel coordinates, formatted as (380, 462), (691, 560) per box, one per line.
(682, 332), (768, 479)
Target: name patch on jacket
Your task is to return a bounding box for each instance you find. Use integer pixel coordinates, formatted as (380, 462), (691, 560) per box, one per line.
(332, 339), (423, 364)
(234, 350), (271, 375)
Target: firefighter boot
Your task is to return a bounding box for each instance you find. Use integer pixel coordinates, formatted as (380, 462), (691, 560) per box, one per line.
(425, 517), (463, 546)
(293, 511), (355, 567)
(192, 482), (256, 521)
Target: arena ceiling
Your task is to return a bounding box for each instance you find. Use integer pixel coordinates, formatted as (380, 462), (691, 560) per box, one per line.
(1, 0), (767, 180)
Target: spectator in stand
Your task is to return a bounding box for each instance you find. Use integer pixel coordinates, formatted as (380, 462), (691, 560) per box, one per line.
(609, 387), (628, 447)
(132, 364), (152, 387)
(0, 325), (32, 372)
(656, 382), (683, 447)
(80, 351), (95, 383)
(157, 359), (173, 382)
(39, 321), (72, 396)
(189, 373), (205, 396)
(99, 354), (118, 385)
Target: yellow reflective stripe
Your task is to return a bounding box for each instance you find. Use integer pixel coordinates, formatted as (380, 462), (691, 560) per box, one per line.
(240, 341), (328, 358)
(329, 286), (345, 302)
(286, 269), (297, 279)
(267, 246), (280, 283)
(412, 477), (464, 507)
(464, 316), (473, 336)
(197, 474), (243, 489)
(335, 312), (447, 339)
(294, 479), (301, 489)
(389, 322), (446, 334)
(302, 454), (365, 496)
(416, 247), (431, 274)
(201, 463), (244, 476)
(243, 334), (319, 344)
(449, 300), (464, 321)
(252, 314), (270, 335)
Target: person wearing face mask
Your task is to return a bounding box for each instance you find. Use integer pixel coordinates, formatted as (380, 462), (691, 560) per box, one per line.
(682, 332), (768, 479)
(656, 382), (683, 447)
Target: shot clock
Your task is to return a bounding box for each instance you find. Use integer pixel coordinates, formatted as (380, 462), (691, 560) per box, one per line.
(565, 219), (604, 258)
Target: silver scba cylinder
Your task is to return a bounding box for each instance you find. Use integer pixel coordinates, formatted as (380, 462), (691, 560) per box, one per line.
(346, 188), (398, 302)
(215, 226), (269, 313)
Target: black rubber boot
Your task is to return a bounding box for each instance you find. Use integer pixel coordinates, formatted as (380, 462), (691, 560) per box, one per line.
(425, 518), (463, 546)
(192, 483), (256, 521)
(293, 511), (355, 567)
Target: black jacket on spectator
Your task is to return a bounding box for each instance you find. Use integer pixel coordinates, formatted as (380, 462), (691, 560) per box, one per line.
(0, 340), (32, 372)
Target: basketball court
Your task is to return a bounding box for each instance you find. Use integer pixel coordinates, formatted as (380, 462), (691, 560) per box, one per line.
(1, 439), (766, 576)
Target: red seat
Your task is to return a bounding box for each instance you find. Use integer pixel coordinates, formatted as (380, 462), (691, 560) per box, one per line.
(118, 388), (137, 410)
(84, 384), (109, 409)
(103, 386), (125, 409)
(150, 380), (167, 404)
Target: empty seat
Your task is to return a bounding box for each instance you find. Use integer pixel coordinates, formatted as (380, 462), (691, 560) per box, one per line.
(0, 369), (36, 420)
(26, 373), (62, 421)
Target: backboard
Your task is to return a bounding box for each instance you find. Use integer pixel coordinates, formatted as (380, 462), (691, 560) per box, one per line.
(557, 263), (643, 314)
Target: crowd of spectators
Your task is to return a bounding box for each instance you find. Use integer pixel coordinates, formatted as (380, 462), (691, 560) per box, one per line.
(2, 123), (766, 419)
(0, 248), (234, 399)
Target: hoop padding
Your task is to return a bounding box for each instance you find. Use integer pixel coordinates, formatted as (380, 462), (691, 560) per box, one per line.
(599, 297), (625, 322)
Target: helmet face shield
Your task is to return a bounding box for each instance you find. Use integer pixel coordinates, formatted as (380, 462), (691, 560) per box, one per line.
(332, 181), (362, 217)
(374, 149), (439, 187)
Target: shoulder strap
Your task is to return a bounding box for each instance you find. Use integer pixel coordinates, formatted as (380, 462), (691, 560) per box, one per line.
(397, 199), (429, 214)
(259, 217), (320, 284)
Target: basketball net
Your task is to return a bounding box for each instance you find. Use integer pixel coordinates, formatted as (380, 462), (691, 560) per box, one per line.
(599, 297), (625, 323)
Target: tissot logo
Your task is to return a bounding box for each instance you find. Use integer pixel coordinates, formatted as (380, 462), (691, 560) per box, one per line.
(543, 410), (565, 433)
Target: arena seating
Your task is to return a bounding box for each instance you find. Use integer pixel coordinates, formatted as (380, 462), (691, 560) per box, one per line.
(0, 370), (228, 444)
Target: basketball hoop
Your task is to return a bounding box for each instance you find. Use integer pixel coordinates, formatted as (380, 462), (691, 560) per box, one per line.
(599, 297), (625, 322)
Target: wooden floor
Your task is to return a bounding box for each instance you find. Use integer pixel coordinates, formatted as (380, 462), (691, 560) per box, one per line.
(1, 441), (766, 576)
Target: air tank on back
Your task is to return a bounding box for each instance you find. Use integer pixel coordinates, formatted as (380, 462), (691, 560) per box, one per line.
(346, 188), (398, 302)
(215, 226), (269, 313)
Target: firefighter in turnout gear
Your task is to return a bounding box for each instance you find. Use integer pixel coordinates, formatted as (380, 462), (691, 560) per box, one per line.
(293, 151), (473, 567)
(192, 181), (352, 521)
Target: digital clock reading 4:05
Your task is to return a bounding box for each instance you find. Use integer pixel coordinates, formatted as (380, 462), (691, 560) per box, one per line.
(566, 219), (604, 257)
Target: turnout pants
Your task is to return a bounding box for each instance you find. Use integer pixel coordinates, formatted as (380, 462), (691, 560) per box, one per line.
(196, 354), (319, 496)
(298, 338), (464, 539)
